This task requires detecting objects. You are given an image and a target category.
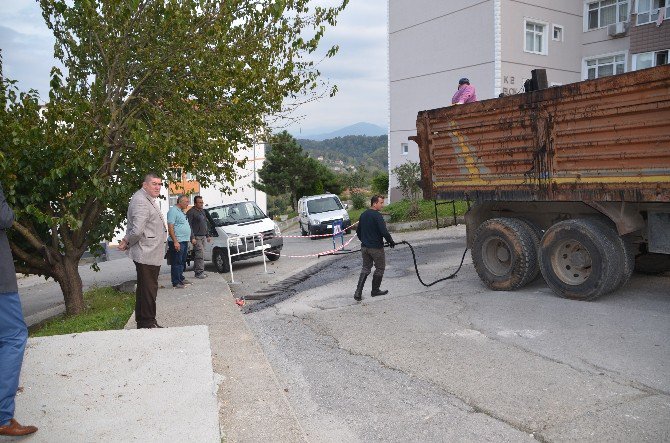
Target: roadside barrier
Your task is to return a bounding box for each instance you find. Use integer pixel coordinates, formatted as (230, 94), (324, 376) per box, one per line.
(263, 235), (358, 258)
(273, 221), (359, 239)
(225, 233), (269, 283)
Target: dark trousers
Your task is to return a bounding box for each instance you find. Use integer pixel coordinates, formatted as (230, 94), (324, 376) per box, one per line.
(361, 246), (385, 277)
(0, 292), (27, 426)
(169, 241), (188, 286)
(134, 261), (160, 328)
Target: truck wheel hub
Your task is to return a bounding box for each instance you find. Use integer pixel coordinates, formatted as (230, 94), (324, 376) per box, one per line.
(482, 238), (512, 276)
(552, 240), (592, 285)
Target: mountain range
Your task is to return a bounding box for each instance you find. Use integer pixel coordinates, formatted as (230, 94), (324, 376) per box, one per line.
(296, 122), (387, 141)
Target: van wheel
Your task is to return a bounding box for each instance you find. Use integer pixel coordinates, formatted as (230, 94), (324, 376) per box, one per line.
(300, 223), (307, 236)
(213, 248), (230, 273)
(471, 217), (540, 291)
(539, 219), (623, 300)
(309, 225), (318, 240)
(266, 249), (280, 261)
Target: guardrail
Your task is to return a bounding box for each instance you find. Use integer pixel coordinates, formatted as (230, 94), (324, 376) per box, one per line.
(226, 233), (270, 283)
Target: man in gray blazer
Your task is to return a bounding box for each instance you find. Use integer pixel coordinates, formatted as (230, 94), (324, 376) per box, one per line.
(118, 174), (167, 329)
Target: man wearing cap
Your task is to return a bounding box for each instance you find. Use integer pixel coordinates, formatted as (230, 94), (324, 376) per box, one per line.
(452, 77), (477, 105)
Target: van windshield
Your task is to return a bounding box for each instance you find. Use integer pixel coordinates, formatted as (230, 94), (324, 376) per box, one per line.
(206, 202), (267, 227)
(306, 197), (343, 214)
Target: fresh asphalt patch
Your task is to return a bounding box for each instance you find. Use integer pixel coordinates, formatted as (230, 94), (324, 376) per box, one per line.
(242, 238), (468, 314)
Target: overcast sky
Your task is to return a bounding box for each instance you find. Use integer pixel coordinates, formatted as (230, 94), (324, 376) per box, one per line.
(0, 0), (388, 137)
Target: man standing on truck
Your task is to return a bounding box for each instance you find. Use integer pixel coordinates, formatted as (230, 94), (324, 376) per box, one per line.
(354, 195), (396, 302)
(186, 196), (211, 279)
(452, 77), (477, 105)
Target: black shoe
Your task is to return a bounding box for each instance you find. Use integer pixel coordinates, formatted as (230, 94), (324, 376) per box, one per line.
(138, 323), (163, 329)
(353, 273), (368, 301)
(371, 275), (388, 297)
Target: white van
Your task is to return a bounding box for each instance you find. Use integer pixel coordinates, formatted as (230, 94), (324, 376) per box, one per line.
(297, 194), (350, 238)
(197, 200), (283, 273)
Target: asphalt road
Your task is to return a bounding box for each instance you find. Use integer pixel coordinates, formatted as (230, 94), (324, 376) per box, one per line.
(229, 224), (670, 442)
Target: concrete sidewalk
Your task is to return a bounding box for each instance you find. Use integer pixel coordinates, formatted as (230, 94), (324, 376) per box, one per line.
(8, 271), (305, 443)
(126, 272), (307, 442)
(9, 325), (220, 442)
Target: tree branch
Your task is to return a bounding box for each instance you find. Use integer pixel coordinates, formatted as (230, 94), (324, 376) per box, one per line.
(9, 242), (51, 275)
(12, 220), (45, 252)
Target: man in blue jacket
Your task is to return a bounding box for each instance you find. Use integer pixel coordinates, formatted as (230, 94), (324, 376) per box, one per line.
(354, 195), (395, 301)
(0, 184), (38, 436)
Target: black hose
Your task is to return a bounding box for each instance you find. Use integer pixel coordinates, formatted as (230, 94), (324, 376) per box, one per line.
(324, 239), (469, 286)
(397, 240), (468, 287)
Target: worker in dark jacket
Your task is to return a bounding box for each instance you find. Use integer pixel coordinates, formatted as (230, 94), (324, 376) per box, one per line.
(0, 184), (38, 436)
(354, 195), (395, 301)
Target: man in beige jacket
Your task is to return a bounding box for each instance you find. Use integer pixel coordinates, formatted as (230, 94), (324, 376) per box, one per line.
(118, 173), (167, 329)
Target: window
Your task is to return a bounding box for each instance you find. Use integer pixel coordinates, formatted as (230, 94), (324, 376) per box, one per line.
(401, 143), (409, 155)
(552, 25), (564, 41)
(636, 0), (668, 25)
(587, 0), (629, 30)
(584, 53), (626, 79)
(525, 20), (548, 54)
(169, 167), (182, 181)
(185, 172), (195, 181)
(633, 49), (669, 69)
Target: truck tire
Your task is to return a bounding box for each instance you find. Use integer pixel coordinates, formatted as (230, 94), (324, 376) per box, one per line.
(613, 234), (636, 290)
(471, 217), (540, 291)
(516, 218), (543, 282)
(539, 219), (623, 300)
(213, 248), (230, 273)
(300, 223), (307, 236)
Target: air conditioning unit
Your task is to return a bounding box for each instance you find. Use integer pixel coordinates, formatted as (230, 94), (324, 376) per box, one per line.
(608, 21), (628, 37)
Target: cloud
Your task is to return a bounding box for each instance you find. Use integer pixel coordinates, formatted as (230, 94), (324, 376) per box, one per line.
(0, 1), (57, 101)
(283, 0), (388, 134)
(0, 0), (388, 134)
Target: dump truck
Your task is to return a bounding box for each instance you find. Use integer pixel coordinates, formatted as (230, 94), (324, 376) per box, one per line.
(413, 65), (670, 300)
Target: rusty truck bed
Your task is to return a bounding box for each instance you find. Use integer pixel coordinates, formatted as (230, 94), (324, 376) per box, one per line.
(414, 65), (670, 203)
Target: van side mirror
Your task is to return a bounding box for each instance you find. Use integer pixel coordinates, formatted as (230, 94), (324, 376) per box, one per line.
(343, 203), (349, 209)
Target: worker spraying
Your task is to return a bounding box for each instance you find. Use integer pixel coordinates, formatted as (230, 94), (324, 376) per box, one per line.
(354, 195), (396, 301)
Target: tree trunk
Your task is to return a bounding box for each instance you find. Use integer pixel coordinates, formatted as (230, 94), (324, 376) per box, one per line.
(55, 256), (86, 315)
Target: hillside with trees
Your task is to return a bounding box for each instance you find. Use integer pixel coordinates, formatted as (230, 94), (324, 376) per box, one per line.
(297, 135), (388, 171)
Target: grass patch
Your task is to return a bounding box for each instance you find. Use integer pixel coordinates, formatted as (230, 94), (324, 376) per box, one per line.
(385, 199), (469, 223)
(349, 199), (468, 224)
(29, 286), (135, 337)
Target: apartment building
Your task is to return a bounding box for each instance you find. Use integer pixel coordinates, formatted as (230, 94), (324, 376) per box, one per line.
(388, 0), (670, 201)
(166, 142), (267, 214)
